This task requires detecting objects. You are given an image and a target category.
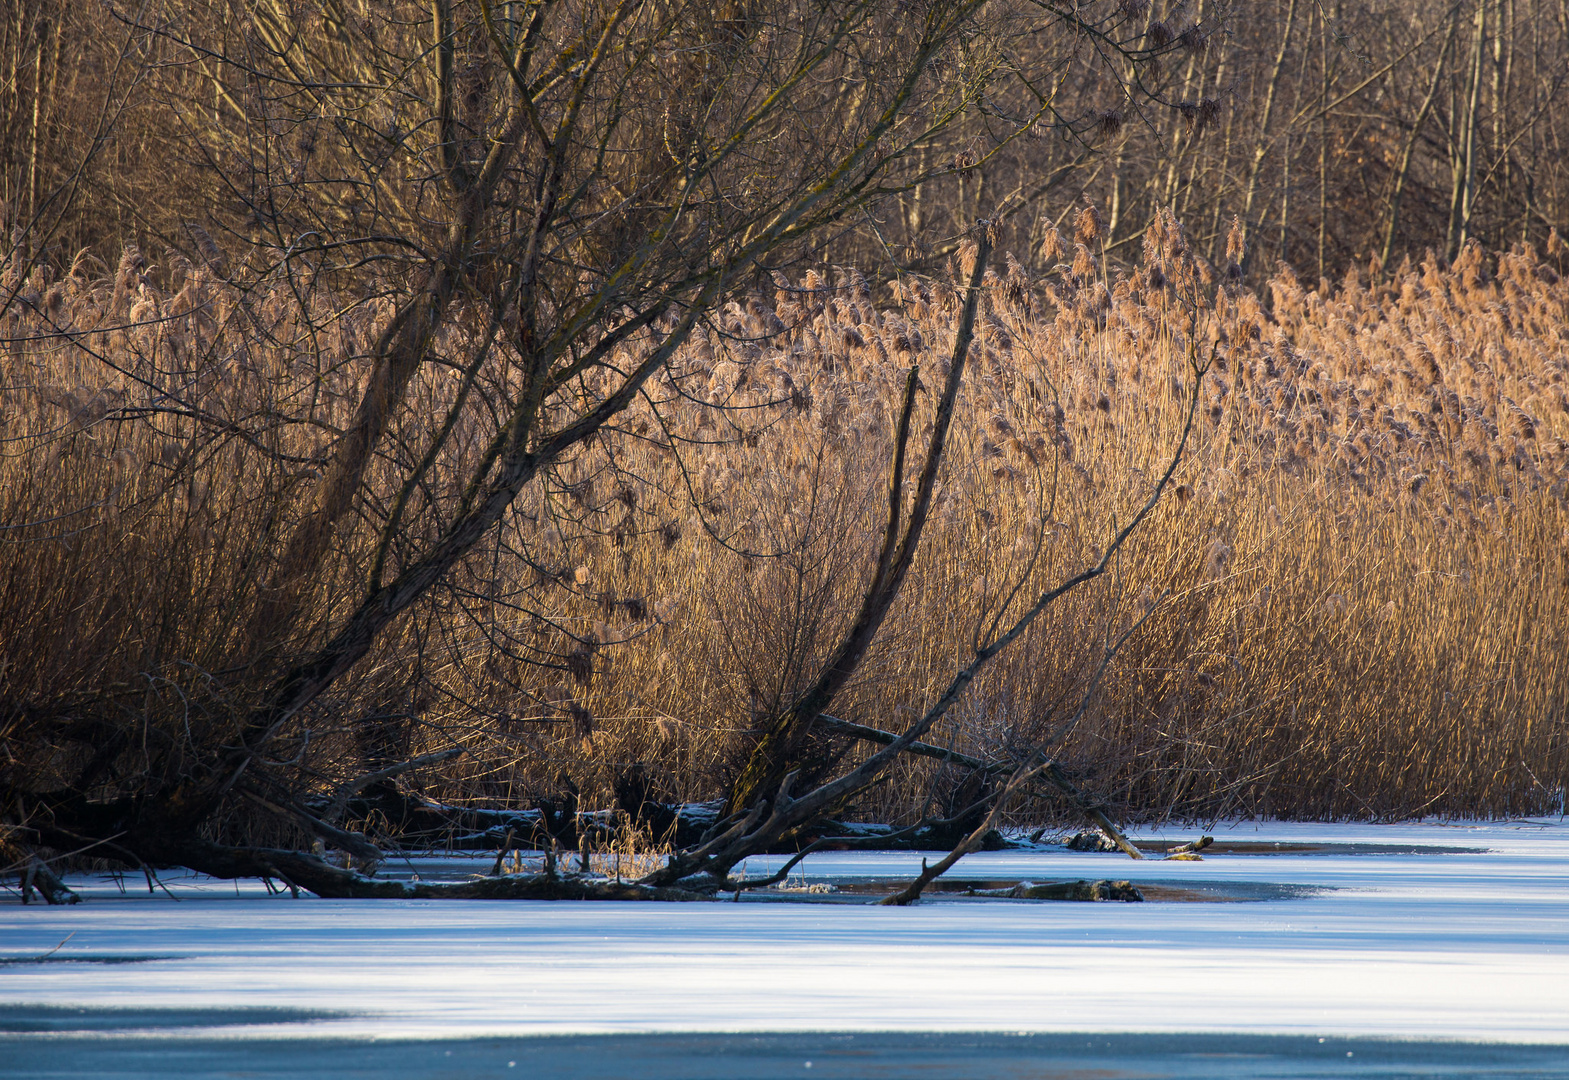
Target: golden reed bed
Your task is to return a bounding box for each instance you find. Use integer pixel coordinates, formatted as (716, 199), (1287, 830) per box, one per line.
(4, 209), (1566, 827)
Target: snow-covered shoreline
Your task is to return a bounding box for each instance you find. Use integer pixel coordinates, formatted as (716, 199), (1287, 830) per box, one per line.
(3, 819), (1567, 1045)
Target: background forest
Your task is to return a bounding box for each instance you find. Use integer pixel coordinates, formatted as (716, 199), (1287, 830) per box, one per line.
(6, 0), (1569, 277)
(1, 0), (1566, 895)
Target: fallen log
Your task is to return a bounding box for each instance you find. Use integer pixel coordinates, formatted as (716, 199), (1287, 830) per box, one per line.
(404, 875), (710, 902)
(972, 878), (1144, 902)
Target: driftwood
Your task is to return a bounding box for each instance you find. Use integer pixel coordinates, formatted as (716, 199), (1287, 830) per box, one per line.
(1065, 830), (1123, 852)
(18, 856), (81, 905)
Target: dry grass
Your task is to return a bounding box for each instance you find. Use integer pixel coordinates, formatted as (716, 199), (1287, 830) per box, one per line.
(4, 210), (1567, 830)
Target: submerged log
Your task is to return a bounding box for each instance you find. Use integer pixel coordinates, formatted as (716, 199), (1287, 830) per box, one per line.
(403, 875), (710, 902)
(973, 878), (1144, 902)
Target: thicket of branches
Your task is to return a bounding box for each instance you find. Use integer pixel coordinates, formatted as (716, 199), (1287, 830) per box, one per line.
(905, 0), (1569, 275)
(6, 0), (1568, 278)
(2, 0), (1228, 899)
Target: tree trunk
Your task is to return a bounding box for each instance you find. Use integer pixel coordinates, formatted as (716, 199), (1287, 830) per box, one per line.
(1449, 0), (1488, 256)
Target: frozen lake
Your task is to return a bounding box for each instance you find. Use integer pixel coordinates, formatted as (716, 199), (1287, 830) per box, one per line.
(6, 1027), (1569, 1079)
(3, 819), (1568, 1077)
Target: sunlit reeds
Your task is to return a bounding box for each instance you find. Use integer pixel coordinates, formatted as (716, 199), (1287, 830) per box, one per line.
(3, 208), (1565, 830)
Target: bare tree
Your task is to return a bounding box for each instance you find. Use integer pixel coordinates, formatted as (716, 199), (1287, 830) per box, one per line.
(8, 0), (1019, 893)
(0, 0), (1238, 901)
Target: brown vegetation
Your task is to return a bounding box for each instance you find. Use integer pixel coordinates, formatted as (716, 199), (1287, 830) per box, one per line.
(4, 211), (1565, 861)
(5, 0), (1191, 895)
(404, 214), (1569, 824)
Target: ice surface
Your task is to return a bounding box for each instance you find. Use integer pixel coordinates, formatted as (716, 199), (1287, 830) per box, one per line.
(2, 819), (1566, 1044)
